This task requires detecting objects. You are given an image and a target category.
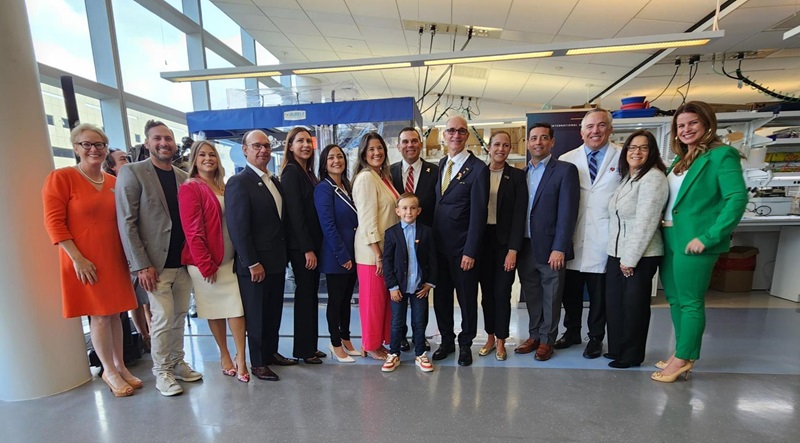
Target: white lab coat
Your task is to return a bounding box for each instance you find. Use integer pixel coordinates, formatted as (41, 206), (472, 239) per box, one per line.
(560, 143), (622, 273)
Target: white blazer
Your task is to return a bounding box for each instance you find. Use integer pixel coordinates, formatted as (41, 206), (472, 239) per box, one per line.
(560, 143), (622, 273)
(352, 169), (399, 265)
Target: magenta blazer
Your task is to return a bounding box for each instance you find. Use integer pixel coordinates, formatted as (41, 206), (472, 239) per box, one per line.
(179, 179), (224, 278)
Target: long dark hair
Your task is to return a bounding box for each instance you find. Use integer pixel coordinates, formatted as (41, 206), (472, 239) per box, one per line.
(618, 130), (666, 181)
(354, 132), (390, 178)
(670, 101), (723, 174)
(318, 144), (351, 194)
(280, 126), (317, 183)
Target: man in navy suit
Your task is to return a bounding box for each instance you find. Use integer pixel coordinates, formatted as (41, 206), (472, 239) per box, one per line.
(225, 130), (291, 381)
(431, 115), (489, 366)
(390, 127), (438, 351)
(515, 122), (580, 361)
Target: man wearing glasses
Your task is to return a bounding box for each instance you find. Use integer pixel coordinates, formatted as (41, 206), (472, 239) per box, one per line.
(116, 120), (202, 396)
(431, 115), (489, 366)
(557, 109), (622, 359)
(225, 130), (289, 381)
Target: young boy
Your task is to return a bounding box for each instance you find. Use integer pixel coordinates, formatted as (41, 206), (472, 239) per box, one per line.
(382, 193), (438, 373)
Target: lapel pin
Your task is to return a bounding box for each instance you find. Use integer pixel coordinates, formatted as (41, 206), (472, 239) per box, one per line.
(258, 182), (263, 186)
(504, 175), (510, 179)
(426, 167), (430, 173)
(415, 239), (420, 243)
(610, 167), (616, 172)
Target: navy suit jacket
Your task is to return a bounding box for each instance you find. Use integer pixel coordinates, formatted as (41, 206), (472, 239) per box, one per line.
(433, 152), (489, 258)
(528, 158), (580, 264)
(492, 163), (528, 251)
(390, 159), (439, 228)
(280, 162), (322, 253)
(314, 178), (358, 275)
(225, 166), (288, 275)
(383, 222), (438, 295)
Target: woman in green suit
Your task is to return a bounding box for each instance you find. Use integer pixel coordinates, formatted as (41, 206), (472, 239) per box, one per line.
(654, 101), (747, 383)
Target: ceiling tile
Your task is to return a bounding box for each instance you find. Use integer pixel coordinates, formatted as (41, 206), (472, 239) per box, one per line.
(352, 15), (404, 31)
(300, 49), (340, 61)
(296, 0), (349, 14)
(231, 14), (279, 32)
(273, 18), (322, 36)
(637, 0), (711, 24)
(358, 26), (407, 45)
(365, 42), (411, 57)
(286, 34), (333, 50)
(504, 0), (578, 33)
(559, 0), (649, 39)
(520, 73), (571, 104)
(616, 18), (694, 37)
(214, 2), (263, 16)
(249, 31), (296, 47)
(344, 0), (400, 19)
(315, 22), (363, 39)
(257, 7), (307, 20)
(451, 0), (513, 29)
(326, 37), (370, 53)
(501, 30), (554, 44)
(482, 69), (532, 100)
(397, 0), (452, 24)
(305, 11), (357, 25)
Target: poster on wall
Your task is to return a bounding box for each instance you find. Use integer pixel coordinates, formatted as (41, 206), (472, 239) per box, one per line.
(526, 109), (592, 159)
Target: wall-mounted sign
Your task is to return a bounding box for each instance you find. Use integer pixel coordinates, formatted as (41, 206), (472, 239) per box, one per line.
(283, 110), (306, 121)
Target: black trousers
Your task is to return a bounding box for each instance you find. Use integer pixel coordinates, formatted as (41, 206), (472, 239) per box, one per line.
(289, 250), (320, 358)
(562, 269), (606, 339)
(434, 253), (479, 347)
(605, 255), (661, 365)
(325, 272), (356, 347)
(238, 272), (285, 367)
(478, 226), (514, 339)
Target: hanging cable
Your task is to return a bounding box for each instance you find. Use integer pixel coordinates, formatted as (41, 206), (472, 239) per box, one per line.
(650, 60), (681, 105)
(418, 25), (437, 112)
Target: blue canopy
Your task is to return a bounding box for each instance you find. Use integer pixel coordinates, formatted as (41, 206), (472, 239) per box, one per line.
(187, 97), (422, 140)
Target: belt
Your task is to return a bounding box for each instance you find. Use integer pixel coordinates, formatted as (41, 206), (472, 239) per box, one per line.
(661, 220), (674, 227)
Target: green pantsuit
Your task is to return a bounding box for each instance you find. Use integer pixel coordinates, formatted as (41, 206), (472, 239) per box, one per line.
(661, 145), (747, 361)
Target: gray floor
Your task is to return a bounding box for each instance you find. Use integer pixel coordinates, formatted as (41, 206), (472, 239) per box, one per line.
(2, 292), (799, 443)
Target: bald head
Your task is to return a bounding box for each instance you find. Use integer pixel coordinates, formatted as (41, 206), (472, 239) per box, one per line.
(242, 130), (272, 171)
(444, 115), (469, 157)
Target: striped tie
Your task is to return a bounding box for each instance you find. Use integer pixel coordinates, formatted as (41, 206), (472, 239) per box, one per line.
(588, 150), (599, 183)
(405, 165), (414, 193)
(441, 160), (454, 194)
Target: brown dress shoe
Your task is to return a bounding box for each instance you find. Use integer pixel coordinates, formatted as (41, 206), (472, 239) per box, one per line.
(534, 343), (554, 361)
(514, 338), (540, 354)
(251, 366), (279, 381)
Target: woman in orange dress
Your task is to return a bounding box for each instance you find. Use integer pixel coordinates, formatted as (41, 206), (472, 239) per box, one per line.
(42, 123), (139, 397)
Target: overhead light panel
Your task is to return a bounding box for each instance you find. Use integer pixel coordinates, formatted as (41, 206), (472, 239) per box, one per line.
(566, 39), (712, 56)
(293, 62), (411, 75)
(424, 52), (553, 66)
(784, 24), (800, 40)
(176, 71), (282, 81)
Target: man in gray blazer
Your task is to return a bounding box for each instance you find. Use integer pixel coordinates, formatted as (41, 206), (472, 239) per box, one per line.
(116, 120), (202, 396)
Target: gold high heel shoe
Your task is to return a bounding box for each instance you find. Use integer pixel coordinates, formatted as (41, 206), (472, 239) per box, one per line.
(655, 357), (694, 370)
(651, 362), (694, 383)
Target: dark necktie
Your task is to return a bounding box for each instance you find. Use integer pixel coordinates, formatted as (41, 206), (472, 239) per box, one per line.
(588, 150), (599, 183)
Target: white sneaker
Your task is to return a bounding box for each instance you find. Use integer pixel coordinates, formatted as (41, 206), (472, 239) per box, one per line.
(415, 352), (434, 373)
(156, 372), (183, 397)
(381, 354), (400, 372)
(173, 361), (203, 382)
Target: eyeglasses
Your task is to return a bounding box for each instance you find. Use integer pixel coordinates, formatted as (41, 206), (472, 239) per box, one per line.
(628, 145), (649, 152)
(74, 141), (108, 151)
(247, 143), (271, 151)
(444, 128), (468, 136)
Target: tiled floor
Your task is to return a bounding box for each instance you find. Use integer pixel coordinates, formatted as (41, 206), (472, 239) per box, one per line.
(2, 291), (798, 442)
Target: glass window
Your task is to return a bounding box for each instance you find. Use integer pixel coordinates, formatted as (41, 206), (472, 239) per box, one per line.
(200, 0), (242, 55)
(206, 49), (245, 110)
(46, 115), (54, 125)
(127, 108), (188, 148)
(256, 42), (279, 65)
(26, 0), (96, 81)
(40, 83), (104, 167)
(112, 0), (193, 112)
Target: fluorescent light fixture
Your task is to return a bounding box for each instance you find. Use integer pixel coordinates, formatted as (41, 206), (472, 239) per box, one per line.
(784, 24), (800, 40)
(161, 30), (723, 83)
(424, 52), (552, 66)
(293, 62), (411, 75)
(176, 72), (281, 81)
(567, 39), (711, 55)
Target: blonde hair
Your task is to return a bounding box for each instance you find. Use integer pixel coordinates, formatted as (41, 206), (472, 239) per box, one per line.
(187, 140), (226, 190)
(70, 123), (108, 145)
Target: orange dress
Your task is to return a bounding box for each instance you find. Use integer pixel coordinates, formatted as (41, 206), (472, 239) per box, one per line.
(42, 167), (137, 318)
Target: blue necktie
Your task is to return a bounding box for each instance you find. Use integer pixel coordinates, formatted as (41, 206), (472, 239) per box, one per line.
(588, 151), (599, 184)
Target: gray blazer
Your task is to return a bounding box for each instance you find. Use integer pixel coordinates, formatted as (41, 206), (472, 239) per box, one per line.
(115, 160), (188, 274)
(607, 168), (668, 267)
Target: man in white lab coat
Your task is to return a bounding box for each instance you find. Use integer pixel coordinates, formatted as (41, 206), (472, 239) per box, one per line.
(556, 109), (621, 359)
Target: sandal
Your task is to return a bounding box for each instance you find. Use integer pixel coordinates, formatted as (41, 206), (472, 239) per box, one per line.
(102, 372), (133, 397)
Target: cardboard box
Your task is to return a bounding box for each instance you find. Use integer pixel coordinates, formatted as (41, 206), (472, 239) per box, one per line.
(709, 246), (759, 292)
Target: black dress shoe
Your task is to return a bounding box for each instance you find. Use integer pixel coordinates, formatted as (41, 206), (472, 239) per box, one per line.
(269, 353), (299, 366)
(302, 356), (323, 364)
(314, 350), (327, 358)
(603, 353), (618, 360)
(252, 366), (279, 381)
(423, 339), (431, 351)
(432, 344), (454, 361)
(553, 333), (582, 350)
(400, 338), (411, 352)
(457, 346), (472, 366)
(583, 337), (603, 359)
(608, 360), (640, 369)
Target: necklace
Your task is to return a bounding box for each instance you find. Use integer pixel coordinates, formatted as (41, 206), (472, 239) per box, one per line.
(77, 163), (105, 185)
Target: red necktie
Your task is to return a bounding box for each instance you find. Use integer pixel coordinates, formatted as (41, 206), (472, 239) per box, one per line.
(405, 165), (415, 194)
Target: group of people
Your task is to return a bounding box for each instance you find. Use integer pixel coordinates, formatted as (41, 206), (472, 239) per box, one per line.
(41, 100), (747, 398)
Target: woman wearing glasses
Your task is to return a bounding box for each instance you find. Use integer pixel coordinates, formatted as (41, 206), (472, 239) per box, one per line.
(42, 124), (139, 397)
(605, 130), (668, 369)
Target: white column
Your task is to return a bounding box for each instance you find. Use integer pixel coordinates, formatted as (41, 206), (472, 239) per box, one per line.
(0, 0), (91, 401)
